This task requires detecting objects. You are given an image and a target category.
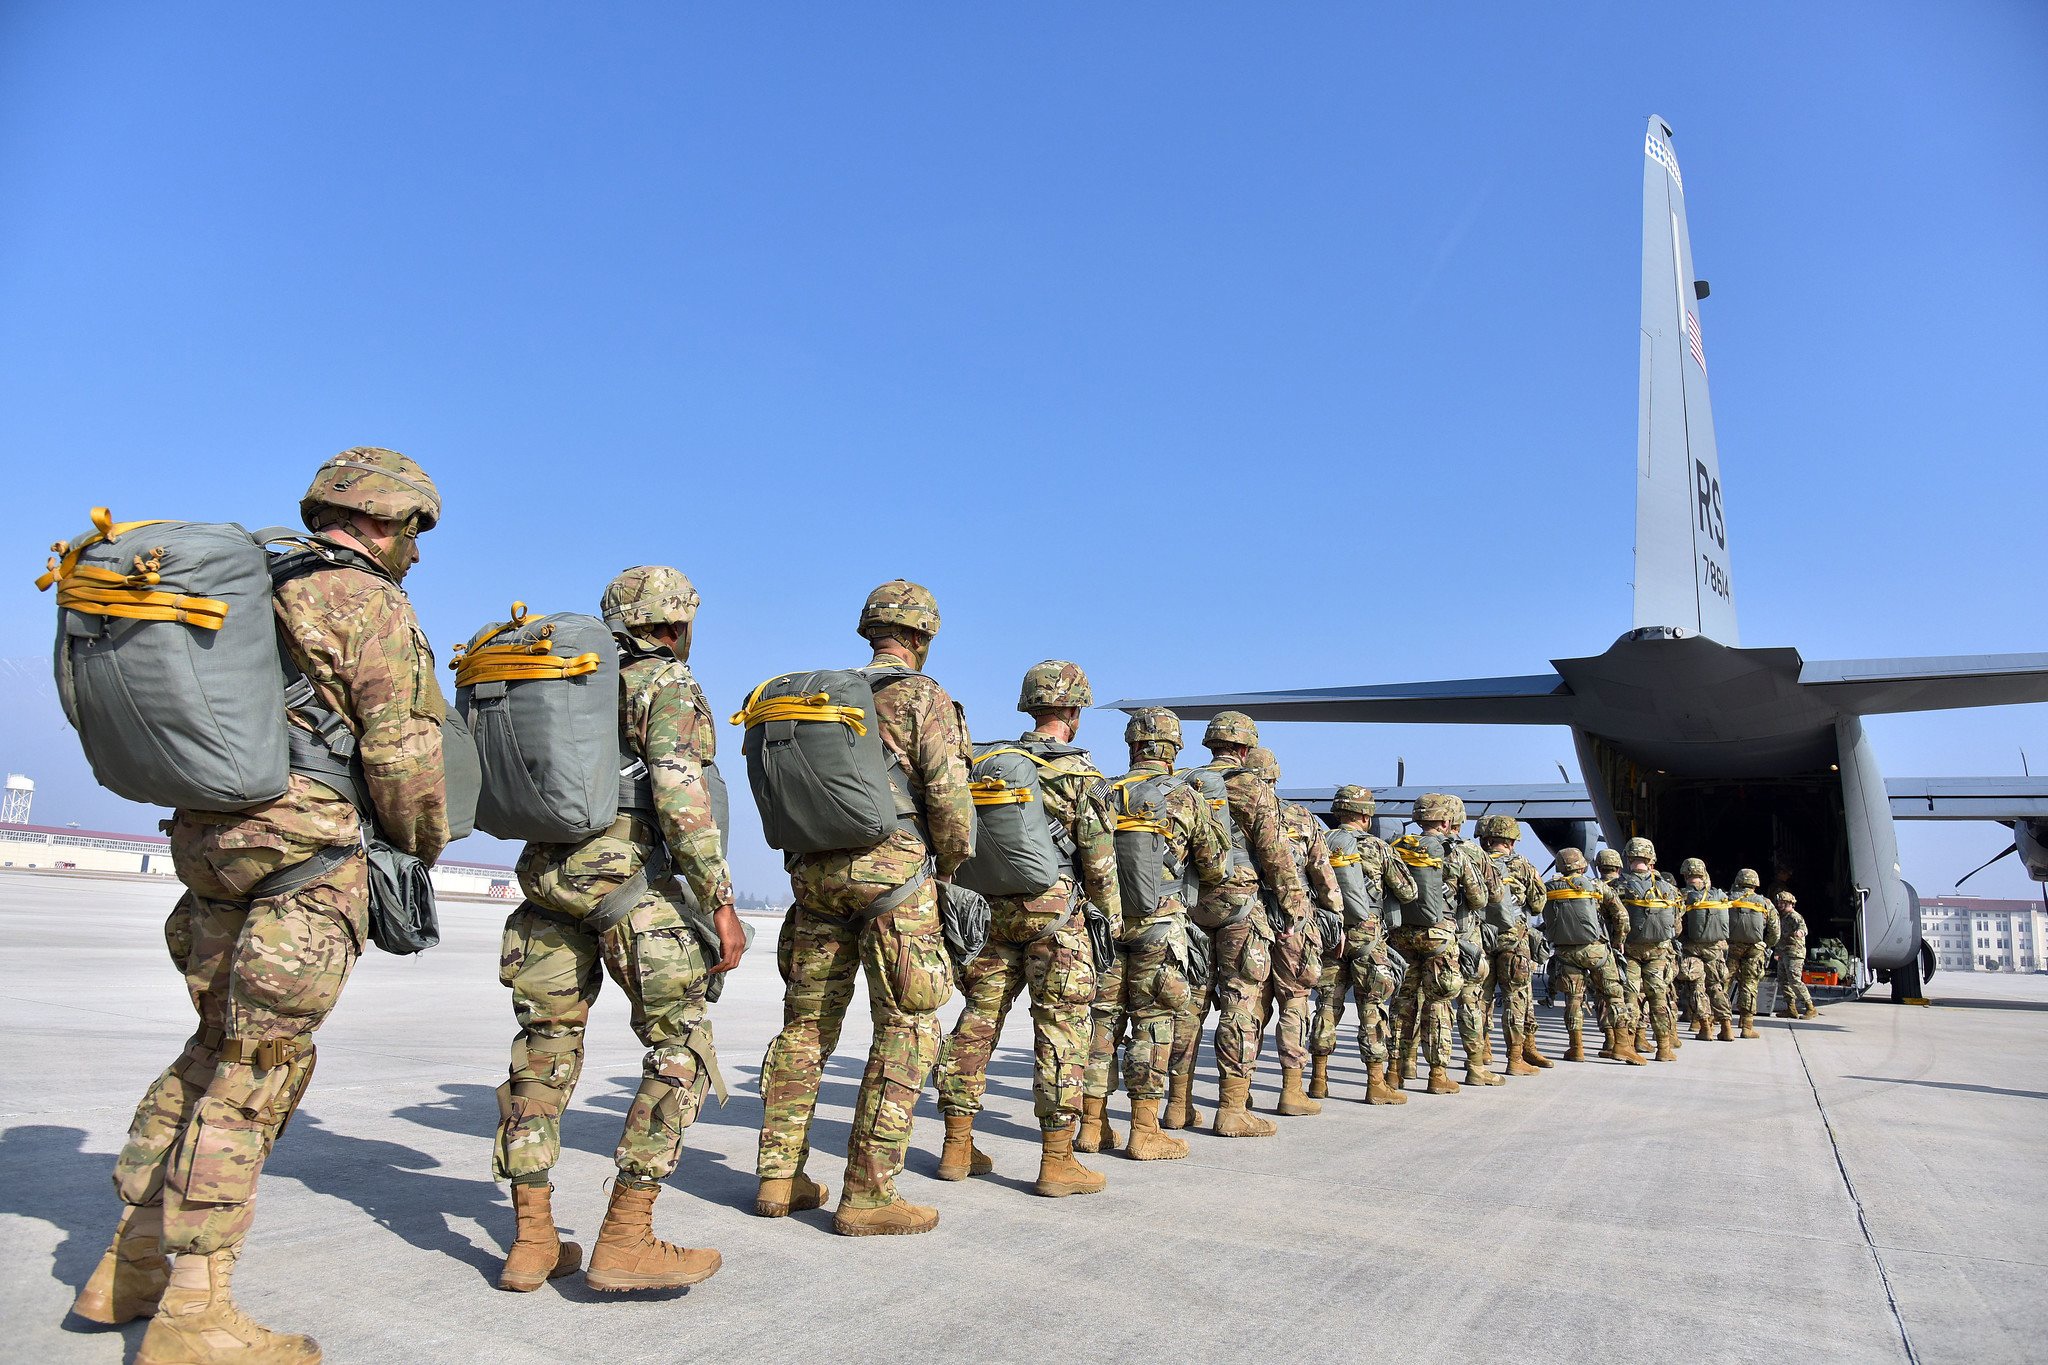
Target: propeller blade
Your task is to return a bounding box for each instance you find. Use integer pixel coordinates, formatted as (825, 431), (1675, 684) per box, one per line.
(1956, 842), (2018, 888)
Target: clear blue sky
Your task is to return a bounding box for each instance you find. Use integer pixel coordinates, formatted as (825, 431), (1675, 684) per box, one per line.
(4, 2), (2043, 898)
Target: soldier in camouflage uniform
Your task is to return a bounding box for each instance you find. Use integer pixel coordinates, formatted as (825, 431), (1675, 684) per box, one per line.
(1250, 747), (1335, 1117)
(491, 567), (747, 1294)
(936, 661), (1117, 1198)
(1676, 857), (1736, 1041)
(1475, 815), (1553, 1077)
(1312, 785), (1416, 1104)
(1098, 708), (1228, 1158)
(1387, 794), (1487, 1095)
(1193, 712), (1310, 1137)
(1725, 868), (1780, 1037)
(1617, 838), (1684, 1062)
(1773, 891), (1820, 1019)
(76, 449), (449, 1362)
(1445, 800), (1507, 1088)
(1540, 849), (1645, 1063)
(754, 581), (971, 1237)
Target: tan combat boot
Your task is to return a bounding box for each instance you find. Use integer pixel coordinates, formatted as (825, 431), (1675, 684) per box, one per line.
(134, 1248), (319, 1365)
(584, 1179), (720, 1291)
(1426, 1066), (1460, 1095)
(72, 1203), (169, 1325)
(934, 1113), (993, 1182)
(1275, 1066), (1323, 1115)
(1074, 1096), (1121, 1154)
(1033, 1124), (1107, 1197)
(1522, 1035), (1554, 1069)
(1210, 1075), (1277, 1138)
(1635, 1023), (1652, 1053)
(1717, 1019), (1735, 1042)
(1505, 1046), (1539, 1077)
(1385, 1054), (1407, 1089)
(1307, 1055), (1330, 1099)
(1365, 1061), (1408, 1105)
(1463, 1059), (1505, 1086)
(1693, 1018), (1712, 1041)
(1124, 1098), (1190, 1161)
(1739, 1015), (1760, 1039)
(1597, 1026), (1619, 1060)
(753, 1170), (830, 1216)
(1805, 1004), (1824, 1019)
(1618, 1029), (1649, 1066)
(1563, 1024), (1585, 1062)
(498, 1182), (582, 1292)
(1654, 1019), (1678, 1062)
(1162, 1072), (1204, 1130)
(832, 1176), (939, 1238)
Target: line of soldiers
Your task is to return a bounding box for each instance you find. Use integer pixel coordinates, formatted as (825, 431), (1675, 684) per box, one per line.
(66, 449), (1822, 1364)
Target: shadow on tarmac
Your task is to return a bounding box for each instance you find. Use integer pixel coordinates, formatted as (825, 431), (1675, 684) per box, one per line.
(0, 1124), (152, 1347)
(1844, 1075), (2048, 1102)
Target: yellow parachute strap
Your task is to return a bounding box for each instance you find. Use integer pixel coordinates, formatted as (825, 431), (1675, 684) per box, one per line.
(36, 510), (226, 630)
(728, 675), (869, 737)
(977, 746), (1103, 784)
(1391, 835), (1441, 869)
(1545, 888), (1598, 900)
(1689, 897), (1731, 911)
(1329, 852), (1364, 868)
(970, 779), (1033, 807)
(451, 602), (601, 687)
(1115, 816), (1168, 835)
(1622, 896), (1675, 909)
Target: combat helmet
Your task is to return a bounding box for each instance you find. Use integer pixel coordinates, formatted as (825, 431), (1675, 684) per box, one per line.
(300, 446), (441, 533)
(1678, 857), (1708, 880)
(1413, 792), (1458, 824)
(1596, 848), (1624, 871)
(1203, 711), (1259, 749)
(1331, 784), (1376, 817)
(1624, 836), (1657, 862)
(1019, 660), (1092, 713)
(1776, 890), (1798, 905)
(1444, 795), (1468, 827)
(1123, 707), (1182, 749)
(1247, 747), (1280, 784)
(858, 579), (940, 640)
(603, 566), (700, 649)
(1733, 868), (1761, 890)
(1558, 847), (1589, 873)
(1475, 814), (1522, 844)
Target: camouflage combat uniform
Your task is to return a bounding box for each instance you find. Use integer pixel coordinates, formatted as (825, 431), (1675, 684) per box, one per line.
(936, 731), (1116, 1133)
(1619, 867), (1684, 1051)
(1450, 833), (1502, 1074)
(1725, 880), (1780, 1027)
(1193, 761), (1309, 1083)
(1483, 841), (1549, 1066)
(1776, 898), (1816, 1017)
(1678, 883), (1735, 1032)
(1312, 813), (1416, 1084)
(755, 652), (971, 1207)
(1388, 823), (1487, 1077)
(493, 639), (733, 1185)
(1265, 800), (1339, 1073)
(1540, 865), (1633, 1056)
(1104, 759), (1227, 1102)
(111, 536), (450, 1257)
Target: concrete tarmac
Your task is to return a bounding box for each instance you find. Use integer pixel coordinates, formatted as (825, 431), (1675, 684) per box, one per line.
(3, 871), (2044, 1364)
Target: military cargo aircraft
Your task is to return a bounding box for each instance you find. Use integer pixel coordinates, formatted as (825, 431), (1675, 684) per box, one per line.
(1112, 116), (2048, 1001)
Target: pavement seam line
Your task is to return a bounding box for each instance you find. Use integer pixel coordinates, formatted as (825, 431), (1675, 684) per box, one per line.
(1789, 1023), (1921, 1365)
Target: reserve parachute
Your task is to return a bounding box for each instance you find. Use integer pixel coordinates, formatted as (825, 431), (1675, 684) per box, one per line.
(956, 739), (1083, 899)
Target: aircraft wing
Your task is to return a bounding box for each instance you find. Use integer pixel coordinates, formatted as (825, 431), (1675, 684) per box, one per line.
(1885, 777), (2048, 821)
(1283, 783), (1597, 819)
(1105, 673), (1575, 726)
(1800, 653), (2048, 715)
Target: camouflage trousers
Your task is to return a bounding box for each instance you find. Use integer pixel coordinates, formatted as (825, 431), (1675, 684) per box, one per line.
(756, 876), (953, 1208)
(935, 886), (1097, 1132)
(1682, 943), (1732, 1025)
(492, 897), (716, 1184)
(1389, 924), (1463, 1072)
(1486, 930), (1536, 1052)
(1552, 943), (1631, 1037)
(1081, 943), (1126, 1102)
(1456, 933), (1491, 1061)
(1334, 927), (1397, 1065)
(1727, 942), (1770, 1018)
(112, 826), (366, 1257)
(1624, 942), (1679, 1040)
(1779, 951), (1815, 1015)
(1204, 906), (1273, 1081)
(1257, 922), (1318, 1071)
(1170, 975), (1211, 1086)
(1119, 927), (1193, 1101)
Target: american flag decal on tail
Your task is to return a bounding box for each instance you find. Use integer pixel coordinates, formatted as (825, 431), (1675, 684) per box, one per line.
(1686, 308), (1707, 374)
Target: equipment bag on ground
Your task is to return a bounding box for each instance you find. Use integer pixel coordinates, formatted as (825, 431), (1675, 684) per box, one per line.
(733, 668), (915, 854)
(454, 604), (620, 844)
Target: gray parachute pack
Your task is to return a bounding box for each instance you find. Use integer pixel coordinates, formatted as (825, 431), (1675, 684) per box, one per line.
(956, 739), (1081, 899)
(1386, 832), (1454, 929)
(736, 667), (919, 855)
(1102, 769), (1202, 920)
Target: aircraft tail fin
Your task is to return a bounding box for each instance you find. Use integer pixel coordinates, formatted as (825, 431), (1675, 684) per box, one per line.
(1633, 117), (1739, 644)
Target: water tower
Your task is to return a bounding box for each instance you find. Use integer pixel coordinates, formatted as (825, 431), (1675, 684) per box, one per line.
(2, 774), (33, 826)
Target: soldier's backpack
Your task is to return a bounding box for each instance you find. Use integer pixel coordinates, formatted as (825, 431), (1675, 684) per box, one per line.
(734, 667), (918, 855)
(1325, 827), (1378, 929)
(1181, 764), (1257, 927)
(1389, 832), (1453, 928)
(453, 605), (622, 844)
(41, 511), (292, 811)
(956, 739), (1082, 899)
(1102, 769), (1200, 921)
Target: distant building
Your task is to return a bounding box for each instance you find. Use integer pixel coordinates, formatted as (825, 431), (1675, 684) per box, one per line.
(1, 775), (31, 826)
(1918, 896), (2048, 973)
